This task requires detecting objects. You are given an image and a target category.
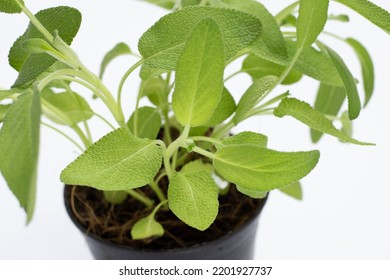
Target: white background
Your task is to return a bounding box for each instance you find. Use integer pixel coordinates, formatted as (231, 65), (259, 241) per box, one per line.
(0, 0), (389, 259)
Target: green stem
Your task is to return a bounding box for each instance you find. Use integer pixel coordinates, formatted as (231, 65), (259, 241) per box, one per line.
(126, 190), (154, 208)
(149, 181), (167, 203)
(224, 70), (243, 82)
(152, 200), (169, 216)
(275, 1), (299, 24)
(211, 119), (234, 140)
(164, 125), (190, 178)
(41, 122), (83, 151)
(20, 5), (54, 43)
(192, 146), (216, 160)
(71, 124), (92, 148)
(190, 136), (222, 145)
(93, 112), (116, 130)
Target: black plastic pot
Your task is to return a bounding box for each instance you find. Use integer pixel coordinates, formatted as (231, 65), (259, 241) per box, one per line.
(64, 185), (268, 260)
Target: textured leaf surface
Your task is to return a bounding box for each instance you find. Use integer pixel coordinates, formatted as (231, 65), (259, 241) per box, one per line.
(127, 106), (161, 139)
(0, 0), (23, 14)
(168, 171), (219, 231)
(99, 42), (132, 79)
(60, 128), (163, 190)
(131, 213), (164, 240)
(221, 131), (268, 148)
(214, 144), (320, 191)
(279, 182), (303, 200)
(180, 160), (213, 175)
(335, 0), (390, 33)
(233, 76), (278, 124)
(206, 88), (236, 126)
(172, 19), (224, 127)
(346, 38), (374, 106)
(237, 185), (267, 199)
(242, 54), (302, 85)
(0, 91), (41, 222)
(311, 84), (346, 143)
(274, 98), (373, 145)
(9, 6), (81, 87)
(297, 0), (329, 48)
(138, 6), (262, 69)
(209, 0), (288, 64)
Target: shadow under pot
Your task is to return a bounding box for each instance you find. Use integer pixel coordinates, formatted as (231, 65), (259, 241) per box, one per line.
(64, 184), (268, 260)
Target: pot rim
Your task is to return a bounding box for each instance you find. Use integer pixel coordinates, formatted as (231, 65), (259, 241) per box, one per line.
(64, 184), (268, 254)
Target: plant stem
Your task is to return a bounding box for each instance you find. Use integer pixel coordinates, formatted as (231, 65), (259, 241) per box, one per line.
(20, 5), (54, 43)
(149, 181), (167, 203)
(126, 190), (154, 208)
(190, 136), (222, 145)
(41, 122), (83, 151)
(164, 125), (190, 178)
(71, 124), (92, 148)
(192, 146), (216, 160)
(93, 112), (116, 130)
(224, 70), (243, 82)
(275, 1), (299, 24)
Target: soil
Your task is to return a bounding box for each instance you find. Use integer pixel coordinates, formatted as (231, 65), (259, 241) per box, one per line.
(66, 183), (266, 250)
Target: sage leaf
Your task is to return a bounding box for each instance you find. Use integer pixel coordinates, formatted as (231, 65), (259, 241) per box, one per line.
(168, 171), (219, 231)
(340, 111), (353, 137)
(41, 89), (93, 126)
(221, 131), (268, 148)
(311, 84), (346, 143)
(172, 19), (224, 127)
(274, 98), (373, 145)
(99, 42), (132, 79)
(233, 76), (278, 124)
(131, 213), (164, 240)
(103, 191), (128, 205)
(242, 54), (302, 85)
(236, 185), (267, 199)
(0, 90), (17, 101)
(346, 38), (374, 106)
(0, 0), (23, 14)
(127, 106), (161, 139)
(60, 128), (163, 191)
(214, 144), (320, 191)
(335, 0), (390, 33)
(139, 76), (167, 106)
(328, 14), (350, 22)
(297, 0), (329, 48)
(279, 182), (303, 200)
(180, 160), (213, 175)
(209, 0), (288, 64)
(0, 91), (41, 222)
(206, 88), (236, 126)
(138, 6), (262, 70)
(141, 0), (176, 10)
(0, 104), (11, 123)
(321, 44), (361, 120)
(9, 6), (82, 87)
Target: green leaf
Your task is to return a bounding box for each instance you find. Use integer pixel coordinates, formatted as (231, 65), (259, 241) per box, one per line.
(236, 185), (267, 199)
(279, 182), (303, 200)
(131, 212), (164, 240)
(168, 171), (219, 231)
(214, 144), (320, 191)
(206, 88), (236, 126)
(141, 0), (176, 10)
(0, 104), (11, 123)
(41, 89), (93, 126)
(0, 0), (23, 14)
(9, 6), (82, 87)
(346, 38), (374, 106)
(60, 128), (163, 191)
(127, 106), (161, 139)
(335, 0), (390, 33)
(221, 131), (268, 148)
(209, 0), (288, 64)
(242, 54), (302, 85)
(0, 91), (41, 222)
(138, 6), (262, 70)
(328, 14), (350, 22)
(286, 40), (343, 86)
(311, 84), (346, 143)
(0, 89), (19, 101)
(297, 0), (329, 48)
(180, 160), (213, 175)
(99, 42), (132, 79)
(139, 76), (167, 106)
(172, 19), (224, 127)
(321, 44), (361, 120)
(139, 65), (167, 81)
(103, 191), (128, 205)
(233, 76), (278, 124)
(274, 98), (373, 145)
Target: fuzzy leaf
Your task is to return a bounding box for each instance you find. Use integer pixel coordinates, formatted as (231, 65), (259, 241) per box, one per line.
(139, 76), (167, 106)
(311, 84), (346, 143)
(127, 106), (161, 139)
(279, 182), (303, 200)
(233, 76), (278, 124)
(297, 0), (329, 48)
(168, 171), (219, 231)
(138, 6), (262, 70)
(221, 131), (268, 148)
(0, 91), (41, 222)
(274, 98), (373, 145)
(209, 0), (288, 64)
(172, 19), (224, 127)
(180, 160), (213, 175)
(214, 144), (320, 191)
(60, 128), (163, 191)
(9, 6), (82, 87)
(335, 0), (390, 33)
(103, 191), (128, 205)
(346, 38), (374, 106)
(131, 213), (164, 240)
(41, 89), (93, 126)
(99, 42), (132, 79)
(0, 105), (11, 123)
(206, 88), (236, 126)
(236, 185), (267, 199)
(242, 54), (302, 85)
(0, 0), (23, 14)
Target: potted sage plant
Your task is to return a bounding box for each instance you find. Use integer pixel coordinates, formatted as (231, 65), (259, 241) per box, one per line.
(0, 0), (389, 259)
